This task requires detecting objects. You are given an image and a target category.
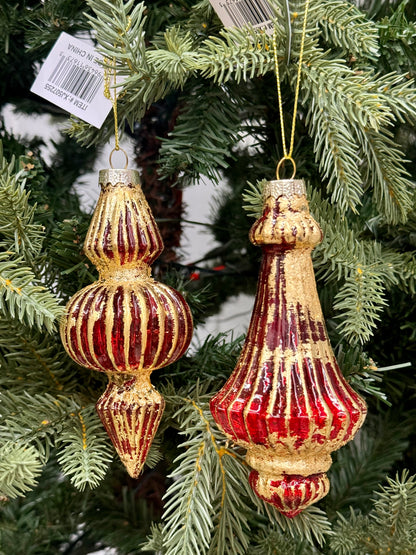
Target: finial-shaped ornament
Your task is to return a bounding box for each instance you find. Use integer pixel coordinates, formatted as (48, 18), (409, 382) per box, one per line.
(210, 179), (366, 517)
(61, 167), (193, 477)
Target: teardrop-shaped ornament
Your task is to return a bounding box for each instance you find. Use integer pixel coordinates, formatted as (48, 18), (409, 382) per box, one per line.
(61, 168), (193, 478)
(210, 178), (366, 517)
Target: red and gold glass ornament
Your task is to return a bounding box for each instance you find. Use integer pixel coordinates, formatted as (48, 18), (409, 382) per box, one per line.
(210, 179), (367, 517)
(60, 167), (193, 477)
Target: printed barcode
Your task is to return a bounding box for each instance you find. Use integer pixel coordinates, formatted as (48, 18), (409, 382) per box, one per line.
(48, 56), (103, 103)
(223, 0), (274, 28)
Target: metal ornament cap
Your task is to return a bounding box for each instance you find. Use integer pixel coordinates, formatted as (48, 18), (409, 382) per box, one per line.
(99, 168), (139, 187)
(262, 178), (306, 200)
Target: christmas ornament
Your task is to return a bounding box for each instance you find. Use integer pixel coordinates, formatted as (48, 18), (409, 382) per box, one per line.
(211, 0), (366, 517)
(210, 178), (367, 517)
(60, 162), (193, 477)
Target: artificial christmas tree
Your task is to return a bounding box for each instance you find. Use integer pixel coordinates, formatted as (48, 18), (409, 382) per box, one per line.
(1, 0), (416, 553)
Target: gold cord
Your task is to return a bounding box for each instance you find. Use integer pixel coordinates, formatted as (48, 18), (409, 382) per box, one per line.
(272, 0), (311, 179)
(103, 17), (132, 159)
(104, 59), (120, 151)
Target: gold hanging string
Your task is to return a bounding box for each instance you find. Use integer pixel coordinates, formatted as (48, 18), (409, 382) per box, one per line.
(104, 58), (128, 168)
(104, 58), (120, 150)
(103, 17), (132, 168)
(272, 0), (311, 179)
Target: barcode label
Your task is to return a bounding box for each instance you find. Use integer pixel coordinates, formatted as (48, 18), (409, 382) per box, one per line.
(31, 32), (112, 128)
(48, 55), (103, 104)
(209, 0), (274, 33)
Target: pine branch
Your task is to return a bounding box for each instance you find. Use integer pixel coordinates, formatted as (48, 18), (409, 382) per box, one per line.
(57, 406), (113, 491)
(0, 443), (42, 499)
(147, 27), (200, 88)
(357, 126), (414, 225)
(0, 391), (80, 460)
(208, 449), (254, 555)
(302, 50), (416, 218)
(158, 332), (243, 386)
(305, 96), (363, 212)
(308, 187), (397, 285)
(336, 344), (389, 403)
(0, 315), (75, 394)
(374, 73), (416, 126)
(86, 0), (147, 75)
(329, 508), (372, 555)
(327, 415), (410, 514)
(48, 217), (96, 297)
(330, 471), (416, 554)
(196, 25), (276, 84)
(302, 48), (394, 132)
(158, 82), (242, 185)
(394, 251), (416, 294)
(316, 0), (379, 58)
(371, 471), (416, 551)
(142, 523), (165, 553)
(379, 1), (416, 76)
(250, 527), (320, 554)
(333, 264), (388, 344)
(242, 179), (265, 219)
(0, 143), (45, 259)
(0, 252), (62, 333)
(161, 398), (215, 555)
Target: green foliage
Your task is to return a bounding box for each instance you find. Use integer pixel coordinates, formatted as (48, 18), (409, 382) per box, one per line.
(48, 216), (96, 297)
(379, 0), (416, 76)
(0, 143), (62, 331)
(0, 315), (78, 396)
(57, 406), (113, 491)
(330, 472), (416, 554)
(316, 0), (379, 58)
(158, 332), (243, 386)
(0, 252), (62, 332)
(250, 527), (320, 554)
(0, 145), (44, 258)
(333, 265), (388, 344)
(326, 415), (410, 515)
(0, 444), (43, 499)
(335, 345), (390, 404)
(161, 399), (217, 554)
(158, 81), (242, 184)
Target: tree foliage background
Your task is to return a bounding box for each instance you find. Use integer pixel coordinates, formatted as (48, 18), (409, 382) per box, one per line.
(0, 0), (416, 553)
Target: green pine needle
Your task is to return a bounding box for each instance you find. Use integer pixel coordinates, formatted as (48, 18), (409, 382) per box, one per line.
(57, 406), (113, 491)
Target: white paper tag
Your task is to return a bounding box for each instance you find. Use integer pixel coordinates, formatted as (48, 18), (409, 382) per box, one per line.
(30, 32), (112, 128)
(209, 0), (274, 33)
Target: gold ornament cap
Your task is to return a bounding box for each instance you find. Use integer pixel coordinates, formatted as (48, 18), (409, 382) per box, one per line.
(99, 168), (140, 188)
(263, 179), (306, 200)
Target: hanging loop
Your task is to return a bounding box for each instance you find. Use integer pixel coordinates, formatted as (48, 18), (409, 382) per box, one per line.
(276, 155), (296, 180)
(109, 147), (129, 169)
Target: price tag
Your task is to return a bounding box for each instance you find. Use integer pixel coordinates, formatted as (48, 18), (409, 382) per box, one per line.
(30, 32), (112, 129)
(209, 0), (274, 33)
